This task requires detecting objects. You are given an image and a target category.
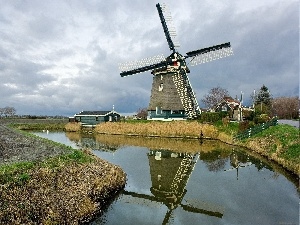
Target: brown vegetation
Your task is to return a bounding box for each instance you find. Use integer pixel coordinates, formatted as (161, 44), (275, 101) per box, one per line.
(65, 122), (81, 132)
(95, 121), (219, 139)
(272, 96), (299, 119)
(0, 151), (126, 224)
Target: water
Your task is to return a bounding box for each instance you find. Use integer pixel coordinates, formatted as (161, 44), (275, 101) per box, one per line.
(33, 131), (299, 225)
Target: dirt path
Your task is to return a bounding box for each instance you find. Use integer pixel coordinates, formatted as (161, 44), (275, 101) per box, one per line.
(0, 124), (70, 165)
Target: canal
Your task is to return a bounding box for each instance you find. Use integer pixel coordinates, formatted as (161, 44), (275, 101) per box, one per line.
(33, 131), (299, 225)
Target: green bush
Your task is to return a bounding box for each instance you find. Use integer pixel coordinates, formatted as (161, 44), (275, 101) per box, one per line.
(199, 112), (228, 123)
(254, 114), (270, 124)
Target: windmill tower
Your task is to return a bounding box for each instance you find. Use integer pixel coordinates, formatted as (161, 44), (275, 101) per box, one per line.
(119, 3), (233, 120)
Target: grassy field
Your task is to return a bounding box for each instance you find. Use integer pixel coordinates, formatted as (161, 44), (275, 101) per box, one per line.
(239, 124), (299, 174)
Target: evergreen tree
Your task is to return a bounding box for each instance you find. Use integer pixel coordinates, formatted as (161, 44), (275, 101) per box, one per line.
(255, 84), (272, 106)
(253, 85), (272, 115)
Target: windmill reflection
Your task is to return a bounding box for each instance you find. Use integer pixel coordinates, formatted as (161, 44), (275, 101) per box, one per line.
(122, 149), (224, 224)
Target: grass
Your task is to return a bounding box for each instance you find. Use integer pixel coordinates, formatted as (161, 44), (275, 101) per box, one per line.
(214, 120), (239, 136)
(0, 150), (126, 224)
(242, 124), (299, 174)
(0, 161), (35, 185)
(9, 122), (67, 131)
(0, 149), (94, 185)
(0, 122), (126, 224)
(94, 120), (219, 138)
(64, 122), (81, 132)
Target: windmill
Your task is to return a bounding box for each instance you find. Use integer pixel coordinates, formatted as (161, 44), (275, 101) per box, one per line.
(119, 3), (233, 119)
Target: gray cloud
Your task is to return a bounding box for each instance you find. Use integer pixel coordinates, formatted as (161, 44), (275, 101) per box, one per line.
(0, 0), (298, 115)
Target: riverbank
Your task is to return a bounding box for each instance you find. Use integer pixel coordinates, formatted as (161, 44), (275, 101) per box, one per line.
(0, 118), (298, 223)
(0, 122), (126, 224)
(88, 120), (298, 175)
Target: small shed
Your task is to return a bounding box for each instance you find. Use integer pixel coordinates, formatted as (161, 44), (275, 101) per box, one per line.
(70, 110), (121, 126)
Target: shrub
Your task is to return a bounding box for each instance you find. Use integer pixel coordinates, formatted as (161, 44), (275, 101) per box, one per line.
(238, 121), (250, 132)
(199, 112), (228, 123)
(254, 114), (270, 124)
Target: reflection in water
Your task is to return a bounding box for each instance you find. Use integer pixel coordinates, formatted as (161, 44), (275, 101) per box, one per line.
(146, 150), (223, 222)
(33, 132), (299, 224)
(65, 132), (234, 153)
(65, 132), (298, 189)
(119, 149), (224, 225)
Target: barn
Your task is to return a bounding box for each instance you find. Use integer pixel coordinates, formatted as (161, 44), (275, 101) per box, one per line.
(69, 110), (121, 126)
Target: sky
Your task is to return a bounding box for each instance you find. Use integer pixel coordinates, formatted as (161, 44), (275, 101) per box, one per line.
(0, 0), (298, 116)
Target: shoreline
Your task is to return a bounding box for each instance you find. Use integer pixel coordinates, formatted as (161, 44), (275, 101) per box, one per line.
(0, 123), (127, 224)
(0, 119), (298, 223)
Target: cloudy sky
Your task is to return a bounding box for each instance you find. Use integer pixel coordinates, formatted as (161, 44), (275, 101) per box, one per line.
(0, 0), (298, 116)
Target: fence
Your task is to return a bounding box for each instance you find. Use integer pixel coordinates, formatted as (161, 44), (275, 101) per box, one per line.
(234, 118), (278, 141)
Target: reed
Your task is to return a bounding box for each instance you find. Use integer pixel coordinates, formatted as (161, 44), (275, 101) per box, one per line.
(64, 122), (81, 132)
(95, 121), (219, 139)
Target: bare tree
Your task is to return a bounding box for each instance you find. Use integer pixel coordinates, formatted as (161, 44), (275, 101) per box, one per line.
(136, 107), (148, 120)
(0, 108), (4, 118)
(201, 86), (229, 109)
(2, 106), (16, 117)
(272, 96), (299, 119)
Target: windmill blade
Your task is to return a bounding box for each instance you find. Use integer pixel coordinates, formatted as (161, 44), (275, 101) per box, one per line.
(162, 210), (174, 225)
(180, 203), (223, 218)
(119, 54), (166, 77)
(156, 3), (180, 52)
(181, 199), (224, 218)
(185, 42), (233, 66)
(118, 194), (162, 208)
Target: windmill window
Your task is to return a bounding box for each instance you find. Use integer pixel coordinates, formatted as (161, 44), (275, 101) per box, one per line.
(159, 83), (163, 91)
(156, 106), (162, 115)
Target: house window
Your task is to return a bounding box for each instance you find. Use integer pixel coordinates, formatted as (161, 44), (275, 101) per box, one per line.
(156, 106), (162, 115)
(222, 106), (227, 111)
(159, 83), (163, 91)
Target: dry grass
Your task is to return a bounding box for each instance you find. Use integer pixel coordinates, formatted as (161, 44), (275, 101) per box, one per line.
(65, 122), (81, 132)
(95, 121), (219, 139)
(0, 152), (126, 224)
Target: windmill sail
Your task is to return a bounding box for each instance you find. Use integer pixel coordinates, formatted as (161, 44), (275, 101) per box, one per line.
(186, 42), (233, 66)
(156, 3), (180, 52)
(119, 54), (166, 77)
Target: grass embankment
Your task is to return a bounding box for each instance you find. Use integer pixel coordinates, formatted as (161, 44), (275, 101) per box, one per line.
(65, 120), (299, 174)
(92, 120), (237, 144)
(238, 124), (299, 175)
(9, 122), (67, 131)
(0, 149), (126, 224)
(92, 120), (298, 174)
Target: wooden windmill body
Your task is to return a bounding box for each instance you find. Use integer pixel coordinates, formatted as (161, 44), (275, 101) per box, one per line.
(119, 3), (233, 120)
